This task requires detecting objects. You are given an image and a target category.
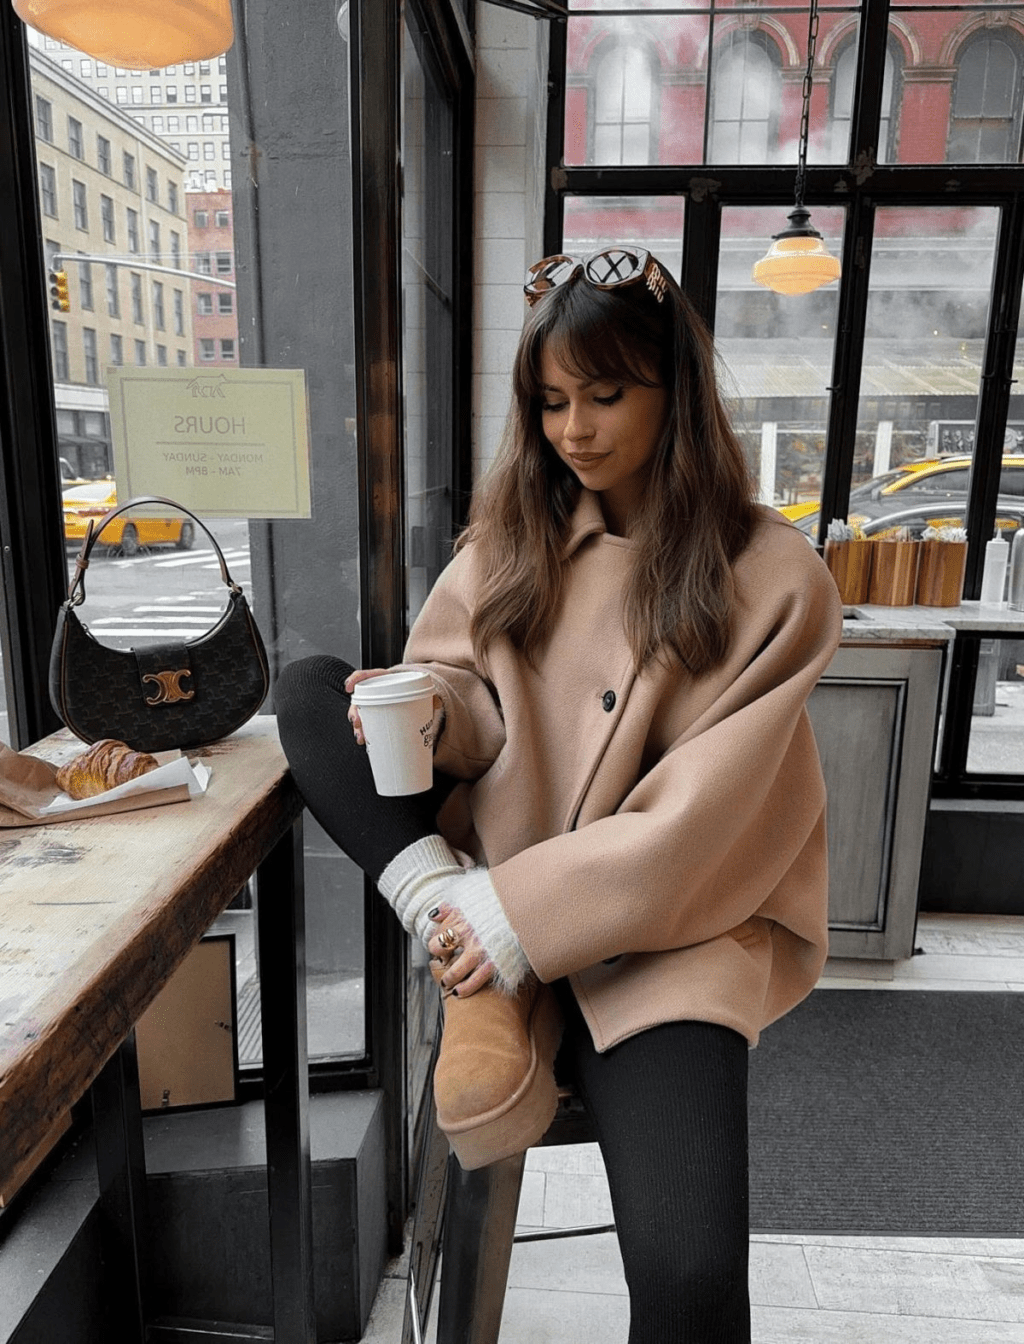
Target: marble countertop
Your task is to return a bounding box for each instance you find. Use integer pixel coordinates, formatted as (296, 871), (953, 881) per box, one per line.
(841, 600), (1024, 643)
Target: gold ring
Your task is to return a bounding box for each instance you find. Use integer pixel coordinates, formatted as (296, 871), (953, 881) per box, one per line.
(437, 927), (459, 951)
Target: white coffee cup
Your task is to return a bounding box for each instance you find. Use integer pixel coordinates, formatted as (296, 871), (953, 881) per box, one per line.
(351, 670), (436, 796)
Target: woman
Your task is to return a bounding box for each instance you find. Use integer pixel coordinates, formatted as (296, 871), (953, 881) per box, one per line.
(277, 246), (843, 1341)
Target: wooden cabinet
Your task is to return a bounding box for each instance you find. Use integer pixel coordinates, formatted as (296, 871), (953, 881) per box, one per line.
(808, 643), (945, 959)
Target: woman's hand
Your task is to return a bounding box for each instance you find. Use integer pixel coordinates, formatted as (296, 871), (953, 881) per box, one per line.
(427, 902), (496, 997)
(343, 668), (390, 745)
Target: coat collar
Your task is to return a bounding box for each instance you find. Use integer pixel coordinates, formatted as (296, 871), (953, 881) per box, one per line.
(562, 489), (611, 558)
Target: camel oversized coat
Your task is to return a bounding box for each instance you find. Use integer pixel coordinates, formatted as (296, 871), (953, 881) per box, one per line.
(403, 491), (844, 1051)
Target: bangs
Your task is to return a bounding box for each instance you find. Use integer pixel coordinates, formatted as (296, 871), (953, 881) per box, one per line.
(516, 280), (668, 398)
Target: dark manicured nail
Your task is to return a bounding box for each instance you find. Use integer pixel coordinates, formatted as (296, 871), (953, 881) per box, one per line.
(428, 907), (440, 919)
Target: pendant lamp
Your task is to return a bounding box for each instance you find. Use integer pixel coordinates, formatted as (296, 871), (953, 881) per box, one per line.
(11, 0), (233, 69)
(752, 0), (840, 296)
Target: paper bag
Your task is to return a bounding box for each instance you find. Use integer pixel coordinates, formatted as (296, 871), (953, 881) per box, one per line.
(0, 742), (209, 828)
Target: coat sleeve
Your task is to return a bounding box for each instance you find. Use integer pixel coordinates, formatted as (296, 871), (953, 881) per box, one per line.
(397, 546), (507, 780)
(488, 546), (844, 983)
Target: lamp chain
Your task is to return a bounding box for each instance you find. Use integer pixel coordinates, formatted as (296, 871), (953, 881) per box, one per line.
(793, 0), (821, 210)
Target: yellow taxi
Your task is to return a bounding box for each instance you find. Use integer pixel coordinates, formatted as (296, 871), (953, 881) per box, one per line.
(782, 455), (1024, 538)
(62, 483), (196, 557)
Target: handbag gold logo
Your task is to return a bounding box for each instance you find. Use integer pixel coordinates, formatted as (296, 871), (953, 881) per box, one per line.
(143, 668), (195, 705)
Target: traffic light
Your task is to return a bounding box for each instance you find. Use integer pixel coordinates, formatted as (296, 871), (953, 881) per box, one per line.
(48, 268), (70, 312)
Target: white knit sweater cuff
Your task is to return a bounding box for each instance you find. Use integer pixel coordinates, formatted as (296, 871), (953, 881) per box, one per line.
(451, 867), (532, 995)
(377, 834), (464, 945)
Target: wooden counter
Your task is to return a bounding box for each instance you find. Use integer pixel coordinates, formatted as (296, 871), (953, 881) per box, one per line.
(0, 717), (314, 1341)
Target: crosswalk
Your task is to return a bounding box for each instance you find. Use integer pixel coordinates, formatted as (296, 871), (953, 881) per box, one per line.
(85, 546), (253, 644)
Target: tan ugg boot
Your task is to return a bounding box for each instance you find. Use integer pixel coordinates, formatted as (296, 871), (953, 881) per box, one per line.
(430, 964), (564, 1171)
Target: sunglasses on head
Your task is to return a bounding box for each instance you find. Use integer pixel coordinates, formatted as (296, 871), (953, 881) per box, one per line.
(524, 246), (669, 308)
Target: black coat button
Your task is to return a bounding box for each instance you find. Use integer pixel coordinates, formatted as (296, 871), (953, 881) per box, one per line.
(602, 690), (616, 712)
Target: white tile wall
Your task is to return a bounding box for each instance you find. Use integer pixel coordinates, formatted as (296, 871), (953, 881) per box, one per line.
(473, 3), (549, 478)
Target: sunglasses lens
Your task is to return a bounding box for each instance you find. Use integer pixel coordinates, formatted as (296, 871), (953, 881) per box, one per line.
(526, 255), (579, 294)
(584, 247), (646, 287)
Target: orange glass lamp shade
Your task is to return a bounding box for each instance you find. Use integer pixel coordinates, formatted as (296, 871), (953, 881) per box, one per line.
(12, 0), (233, 68)
(752, 206), (841, 297)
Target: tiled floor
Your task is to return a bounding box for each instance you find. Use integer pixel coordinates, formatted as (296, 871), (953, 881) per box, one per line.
(361, 913), (1024, 1342)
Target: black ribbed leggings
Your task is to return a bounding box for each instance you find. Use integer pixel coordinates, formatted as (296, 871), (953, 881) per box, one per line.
(275, 654), (751, 1342)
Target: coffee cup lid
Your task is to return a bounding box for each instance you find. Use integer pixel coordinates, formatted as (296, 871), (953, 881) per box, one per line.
(350, 670), (435, 704)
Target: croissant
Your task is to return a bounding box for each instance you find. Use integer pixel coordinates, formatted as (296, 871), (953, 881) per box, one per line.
(55, 738), (159, 799)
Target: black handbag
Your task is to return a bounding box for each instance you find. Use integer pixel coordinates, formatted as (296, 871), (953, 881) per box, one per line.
(49, 495), (270, 753)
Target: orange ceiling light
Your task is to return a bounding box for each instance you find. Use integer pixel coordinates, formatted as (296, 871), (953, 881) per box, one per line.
(12, 0), (233, 69)
(751, 0), (841, 297)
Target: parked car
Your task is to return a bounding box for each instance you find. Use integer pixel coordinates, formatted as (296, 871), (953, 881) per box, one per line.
(782, 455), (1024, 538)
(62, 483), (196, 556)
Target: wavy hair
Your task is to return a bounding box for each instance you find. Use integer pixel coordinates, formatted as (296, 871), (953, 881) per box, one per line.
(459, 258), (757, 676)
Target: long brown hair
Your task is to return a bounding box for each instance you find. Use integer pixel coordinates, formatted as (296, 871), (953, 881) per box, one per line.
(459, 259), (757, 676)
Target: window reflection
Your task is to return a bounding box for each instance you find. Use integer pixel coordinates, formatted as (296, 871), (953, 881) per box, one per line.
(948, 32), (1024, 163)
(709, 32), (780, 164)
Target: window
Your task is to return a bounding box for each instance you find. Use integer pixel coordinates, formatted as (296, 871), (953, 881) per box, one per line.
(187, 115), (199, 131)
(709, 32), (781, 163)
(77, 259), (93, 311)
(51, 321), (69, 381)
(134, 339), (146, 366)
(185, 85), (196, 103)
(197, 291), (214, 315)
(156, 344), (167, 366)
(166, 86), (178, 103)
(72, 179), (88, 231)
(153, 281), (165, 330)
(199, 337), (215, 360)
(168, 182), (179, 214)
(67, 116), (83, 159)
(97, 87), (109, 100)
(948, 34), (1024, 163)
(35, 96), (52, 142)
(203, 142), (215, 160)
(221, 142), (231, 159)
(188, 142), (200, 160)
(195, 251), (212, 274)
(97, 134), (111, 174)
(830, 41), (901, 164)
(200, 85), (212, 103)
(170, 230), (181, 268)
(152, 115), (164, 132)
(126, 207), (140, 252)
(219, 85), (227, 101)
(79, 59), (92, 78)
(220, 338), (235, 360)
(173, 289), (184, 334)
(96, 63), (108, 76)
(131, 87), (143, 104)
(215, 251), (232, 274)
(106, 263), (119, 317)
(223, 169), (231, 189)
(590, 42), (655, 165)
(100, 194), (115, 242)
(203, 114), (216, 132)
(123, 151), (136, 187)
(39, 162), (57, 217)
(168, 115), (180, 132)
(218, 292), (233, 315)
(131, 272), (143, 323)
(184, 62), (195, 74)
(146, 166), (158, 203)
(199, 61), (210, 74)
(116, 87), (128, 105)
(110, 332), (123, 366)
(215, 209), (230, 227)
(149, 219), (160, 259)
(150, 86), (161, 104)
(83, 328), (99, 384)
(177, 349), (187, 367)
(218, 57), (226, 74)
(60, 59), (73, 73)
(194, 209), (209, 227)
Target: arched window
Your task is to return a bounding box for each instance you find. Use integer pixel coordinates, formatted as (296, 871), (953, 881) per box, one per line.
(948, 32), (1024, 162)
(830, 38), (901, 163)
(591, 42), (655, 165)
(709, 33), (781, 164)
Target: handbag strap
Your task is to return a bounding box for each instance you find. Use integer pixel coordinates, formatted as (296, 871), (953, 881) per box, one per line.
(66, 494), (242, 606)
